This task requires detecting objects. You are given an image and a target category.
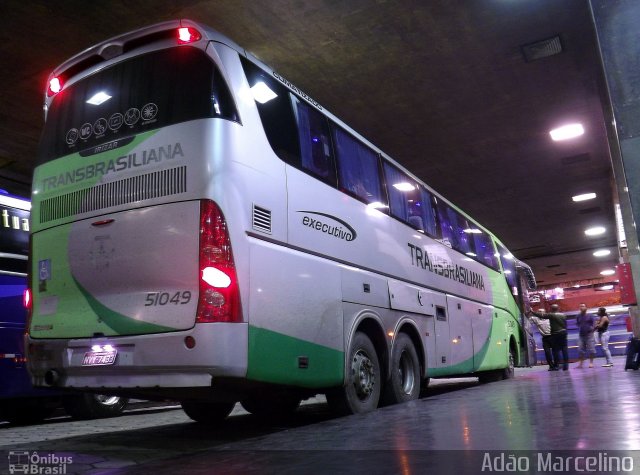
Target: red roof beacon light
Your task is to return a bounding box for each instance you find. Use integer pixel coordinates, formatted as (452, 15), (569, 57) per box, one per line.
(47, 76), (63, 97)
(177, 27), (202, 44)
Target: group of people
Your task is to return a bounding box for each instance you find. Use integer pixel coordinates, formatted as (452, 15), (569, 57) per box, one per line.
(526, 303), (613, 371)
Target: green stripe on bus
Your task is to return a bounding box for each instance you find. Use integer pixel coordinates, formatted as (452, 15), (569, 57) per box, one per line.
(73, 277), (175, 335)
(247, 326), (344, 388)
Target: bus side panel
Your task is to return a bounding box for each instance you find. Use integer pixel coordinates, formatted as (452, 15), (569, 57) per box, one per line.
(474, 308), (512, 371)
(246, 238), (344, 387)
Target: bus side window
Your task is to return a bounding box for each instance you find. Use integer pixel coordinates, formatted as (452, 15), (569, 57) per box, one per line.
(332, 125), (384, 205)
(384, 161), (421, 228)
(420, 188), (441, 239)
(291, 98), (337, 186)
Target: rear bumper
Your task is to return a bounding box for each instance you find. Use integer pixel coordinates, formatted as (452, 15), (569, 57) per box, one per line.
(27, 323), (248, 390)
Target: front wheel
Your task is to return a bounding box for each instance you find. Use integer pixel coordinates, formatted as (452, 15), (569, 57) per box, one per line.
(181, 401), (235, 424)
(381, 333), (421, 406)
(502, 347), (516, 380)
(326, 332), (381, 415)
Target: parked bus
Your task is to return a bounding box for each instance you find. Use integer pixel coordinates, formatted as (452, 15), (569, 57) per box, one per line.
(0, 192), (127, 424)
(27, 20), (537, 421)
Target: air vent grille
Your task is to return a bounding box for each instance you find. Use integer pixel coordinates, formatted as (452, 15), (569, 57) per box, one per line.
(521, 35), (563, 62)
(39, 166), (187, 223)
(252, 205), (272, 234)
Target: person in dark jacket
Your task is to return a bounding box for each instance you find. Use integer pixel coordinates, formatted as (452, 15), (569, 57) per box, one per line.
(575, 303), (596, 368)
(528, 304), (569, 370)
(595, 307), (613, 367)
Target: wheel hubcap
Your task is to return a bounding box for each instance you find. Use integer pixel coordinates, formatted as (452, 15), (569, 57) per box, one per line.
(399, 351), (415, 395)
(351, 350), (375, 400)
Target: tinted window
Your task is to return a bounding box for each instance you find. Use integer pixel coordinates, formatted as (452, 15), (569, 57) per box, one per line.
(498, 243), (518, 291)
(241, 58), (299, 166)
(39, 47), (238, 164)
(292, 98), (337, 185)
(384, 162), (439, 237)
(0, 204), (29, 274)
(332, 126), (384, 205)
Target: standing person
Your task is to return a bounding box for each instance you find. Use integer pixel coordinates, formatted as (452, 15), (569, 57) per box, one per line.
(595, 307), (614, 367)
(527, 310), (557, 370)
(575, 303), (596, 368)
(529, 304), (569, 371)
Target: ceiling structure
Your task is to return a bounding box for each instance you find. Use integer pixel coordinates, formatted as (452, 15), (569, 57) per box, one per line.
(0, 0), (621, 288)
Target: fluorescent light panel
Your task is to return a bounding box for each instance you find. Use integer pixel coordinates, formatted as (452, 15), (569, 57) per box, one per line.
(550, 123), (584, 141)
(86, 91), (112, 105)
(0, 195), (31, 210)
(593, 249), (611, 257)
(250, 82), (277, 104)
(572, 192), (596, 202)
(585, 226), (606, 236)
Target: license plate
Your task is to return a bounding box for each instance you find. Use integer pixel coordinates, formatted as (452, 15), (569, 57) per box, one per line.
(82, 350), (117, 366)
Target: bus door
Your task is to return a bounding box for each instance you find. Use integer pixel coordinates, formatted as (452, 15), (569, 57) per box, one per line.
(515, 264), (537, 366)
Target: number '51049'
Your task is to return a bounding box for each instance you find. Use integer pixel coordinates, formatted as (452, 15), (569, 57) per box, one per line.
(145, 291), (192, 306)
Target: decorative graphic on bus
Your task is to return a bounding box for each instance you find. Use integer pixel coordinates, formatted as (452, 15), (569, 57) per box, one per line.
(297, 210), (357, 241)
(40, 142), (184, 191)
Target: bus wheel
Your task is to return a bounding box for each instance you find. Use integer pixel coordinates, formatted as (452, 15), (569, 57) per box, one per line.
(241, 392), (301, 418)
(327, 332), (381, 415)
(63, 394), (128, 419)
(381, 333), (420, 405)
(502, 347), (516, 380)
(181, 401), (235, 424)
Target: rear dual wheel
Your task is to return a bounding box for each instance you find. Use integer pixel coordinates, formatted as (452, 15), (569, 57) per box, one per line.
(181, 401), (235, 424)
(381, 333), (421, 405)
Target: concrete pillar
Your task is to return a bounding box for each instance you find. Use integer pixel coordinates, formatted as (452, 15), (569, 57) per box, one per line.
(590, 0), (640, 336)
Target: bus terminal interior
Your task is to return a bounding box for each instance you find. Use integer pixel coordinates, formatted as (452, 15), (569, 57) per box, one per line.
(2, 1), (640, 473)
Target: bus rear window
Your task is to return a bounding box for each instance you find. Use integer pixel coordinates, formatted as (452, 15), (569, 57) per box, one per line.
(38, 47), (238, 164)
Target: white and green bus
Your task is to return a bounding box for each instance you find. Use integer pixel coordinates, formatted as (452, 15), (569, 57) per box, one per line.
(28, 20), (537, 421)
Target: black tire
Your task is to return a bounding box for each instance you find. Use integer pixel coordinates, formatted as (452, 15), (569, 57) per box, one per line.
(63, 393), (128, 419)
(181, 401), (235, 424)
(241, 392), (301, 418)
(381, 333), (420, 406)
(502, 347), (516, 380)
(0, 399), (57, 425)
(326, 332), (381, 415)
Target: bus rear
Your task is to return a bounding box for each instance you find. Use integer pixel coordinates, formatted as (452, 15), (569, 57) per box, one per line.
(27, 21), (250, 406)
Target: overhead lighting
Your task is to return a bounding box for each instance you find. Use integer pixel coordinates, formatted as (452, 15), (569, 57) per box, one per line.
(600, 269), (615, 276)
(367, 201), (389, 210)
(550, 123), (584, 141)
(593, 249), (611, 257)
(572, 193), (596, 202)
(250, 81), (277, 104)
(392, 182), (415, 192)
(597, 284), (614, 291)
(585, 226), (606, 236)
(86, 91), (112, 105)
(463, 228), (482, 234)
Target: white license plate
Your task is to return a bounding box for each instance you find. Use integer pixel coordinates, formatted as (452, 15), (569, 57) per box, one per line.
(82, 350), (117, 366)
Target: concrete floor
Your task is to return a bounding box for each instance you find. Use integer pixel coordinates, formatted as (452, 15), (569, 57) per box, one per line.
(2, 356), (639, 474)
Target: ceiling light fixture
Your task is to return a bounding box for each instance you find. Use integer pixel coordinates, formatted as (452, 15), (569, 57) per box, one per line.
(584, 226), (606, 236)
(572, 192), (596, 202)
(550, 123), (584, 141)
(593, 249), (611, 257)
(392, 182), (415, 192)
(600, 269), (615, 276)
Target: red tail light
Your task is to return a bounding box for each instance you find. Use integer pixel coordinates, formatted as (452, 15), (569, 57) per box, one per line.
(177, 27), (201, 44)
(47, 76), (63, 97)
(196, 200), (242, 323)
(23, 288), (32, 310)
